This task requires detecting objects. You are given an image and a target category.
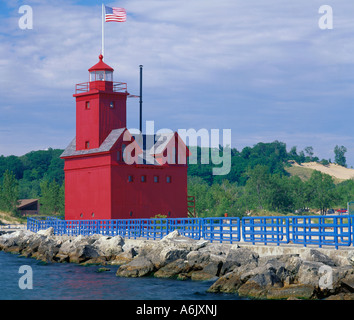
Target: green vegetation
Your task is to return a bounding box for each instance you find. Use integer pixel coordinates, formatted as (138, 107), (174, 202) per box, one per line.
(187, 141), (353, 217)
(0, 141), (352, 220)
(0, 148), (64, 217)
(334, 145), (347, 168)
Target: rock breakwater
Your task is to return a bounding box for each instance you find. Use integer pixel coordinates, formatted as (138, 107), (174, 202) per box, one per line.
(1, 228), (353, 300)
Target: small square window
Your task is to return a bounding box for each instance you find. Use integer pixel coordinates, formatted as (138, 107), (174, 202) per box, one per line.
(166, 176), (171, 183)
(110, 101), (115, 108)
(85, 101), (90, 109)
(141, 175), (146, 182)
(85, 141), (90, 149)
(154, 176), (159, 183)
(128, 175), (133, 182)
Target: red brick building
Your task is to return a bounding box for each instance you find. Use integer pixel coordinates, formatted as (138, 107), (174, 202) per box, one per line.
(61, 55), (190, 220)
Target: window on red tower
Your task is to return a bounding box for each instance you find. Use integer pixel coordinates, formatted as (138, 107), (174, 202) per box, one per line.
(141, 175), (146, 182)
(166, 176), (172, 183)
(85, 141), (90, 149)
(128, 175), (133, 182)
(85, 101), (90, 109)
(154, 176), (159, 183)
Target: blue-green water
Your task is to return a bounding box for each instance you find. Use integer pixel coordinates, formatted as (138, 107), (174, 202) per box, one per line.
(0, 251), (241, 300)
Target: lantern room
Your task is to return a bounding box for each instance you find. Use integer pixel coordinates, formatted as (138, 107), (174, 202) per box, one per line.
(89, 54), (113, 81)
(87, 54), (115, 91)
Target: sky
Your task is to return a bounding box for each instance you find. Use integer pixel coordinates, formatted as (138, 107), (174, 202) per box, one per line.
(0, 0), (354, 167)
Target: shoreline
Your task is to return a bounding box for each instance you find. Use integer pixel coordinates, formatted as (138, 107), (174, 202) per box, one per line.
(0, 228), (353, 300)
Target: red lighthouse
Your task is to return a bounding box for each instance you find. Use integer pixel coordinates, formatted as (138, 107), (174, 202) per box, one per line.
(61, 55), (190, 220)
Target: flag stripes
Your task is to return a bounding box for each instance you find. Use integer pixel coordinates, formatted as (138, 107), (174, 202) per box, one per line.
(105, 6), (126, 22)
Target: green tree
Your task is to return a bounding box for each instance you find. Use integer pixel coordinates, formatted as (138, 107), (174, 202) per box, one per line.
(306, 171), (338, 214)
(243, 165), (272, 211)
(304, 146), (314, 161)
(334, 145), (347, 167)
(40, 179), (63, 214)
(288, 176), (307, 212)
(0, 170), (19, 213)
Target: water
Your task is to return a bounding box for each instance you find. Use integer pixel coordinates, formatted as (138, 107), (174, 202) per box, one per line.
(0, 251), (241, 300)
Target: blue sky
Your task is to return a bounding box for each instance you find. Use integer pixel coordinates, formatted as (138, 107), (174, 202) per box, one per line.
(0, 0), (354, 167)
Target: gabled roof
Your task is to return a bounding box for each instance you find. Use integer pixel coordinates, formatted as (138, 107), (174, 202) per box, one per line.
(61, 128), (126, 158)
(131, 132), (189, 165)
(61, 129), (189, 164)
(17, 199), (39, 209)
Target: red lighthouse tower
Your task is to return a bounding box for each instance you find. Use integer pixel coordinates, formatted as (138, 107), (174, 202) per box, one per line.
(61, 55), (190, 220)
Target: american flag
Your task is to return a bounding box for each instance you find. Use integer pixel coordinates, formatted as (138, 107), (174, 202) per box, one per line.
(105, 6), (126, 22)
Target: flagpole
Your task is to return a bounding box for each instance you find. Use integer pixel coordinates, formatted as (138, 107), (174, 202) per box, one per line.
(102, 3), (105, 60)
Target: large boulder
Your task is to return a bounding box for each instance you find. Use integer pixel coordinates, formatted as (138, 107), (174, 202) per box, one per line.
(237, 267), (283, 299)
(68, 244), (100, 264)
(186, 251), (225, 279)
(137, 231), (208, 270)
(32, 236), (62, 262)
(220, 247), (259, 275)
(207, 271), (243, 293)
(37, 227), (54, 237)
(111, 248), (137, 265)
(296, 261), (325, 287)
(302, 249), (336, 267)
(93, 235), (124, 259)
(154, 259), (191, 279)
(116, 256), (155, 277)
(0, 229), (35, 253)
(56, 235), (100, 263)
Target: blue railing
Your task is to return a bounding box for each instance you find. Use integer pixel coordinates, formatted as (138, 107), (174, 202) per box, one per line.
(27, 215), (354, 249)
(242, 216), (289, 245)
(27, 216), (241, 244)
(242, 215), (354, 249)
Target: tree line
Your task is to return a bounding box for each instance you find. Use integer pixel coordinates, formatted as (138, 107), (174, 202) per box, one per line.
(0, 148), (64, 216)
(187, 142), (352, 217)
(188, 166), (353, 217)
(0, 142), (351, 218)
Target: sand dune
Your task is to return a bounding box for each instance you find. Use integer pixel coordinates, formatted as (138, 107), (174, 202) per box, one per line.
(292, 161), (354, 181)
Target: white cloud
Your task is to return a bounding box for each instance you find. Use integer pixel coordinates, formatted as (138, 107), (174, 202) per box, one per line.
(0, 0), (354, 166)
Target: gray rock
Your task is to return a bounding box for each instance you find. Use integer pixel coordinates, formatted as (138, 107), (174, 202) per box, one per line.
(306, 249), (337, 267)
(237, 268), (282, 299)
(220, 247), (259, 275)
(296, 261), (324, 287)
(93, 235), (124, 258)
(116, 256), (154, 277)
(348, 251), (354, 267)
(34, 236), (61, 262)
(68, 244), (100, 263)
(111, 248), (137, 265)
(154, 259), (191, 279)
(37, 227), (54, 237)
(207, 271), (243, 293)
